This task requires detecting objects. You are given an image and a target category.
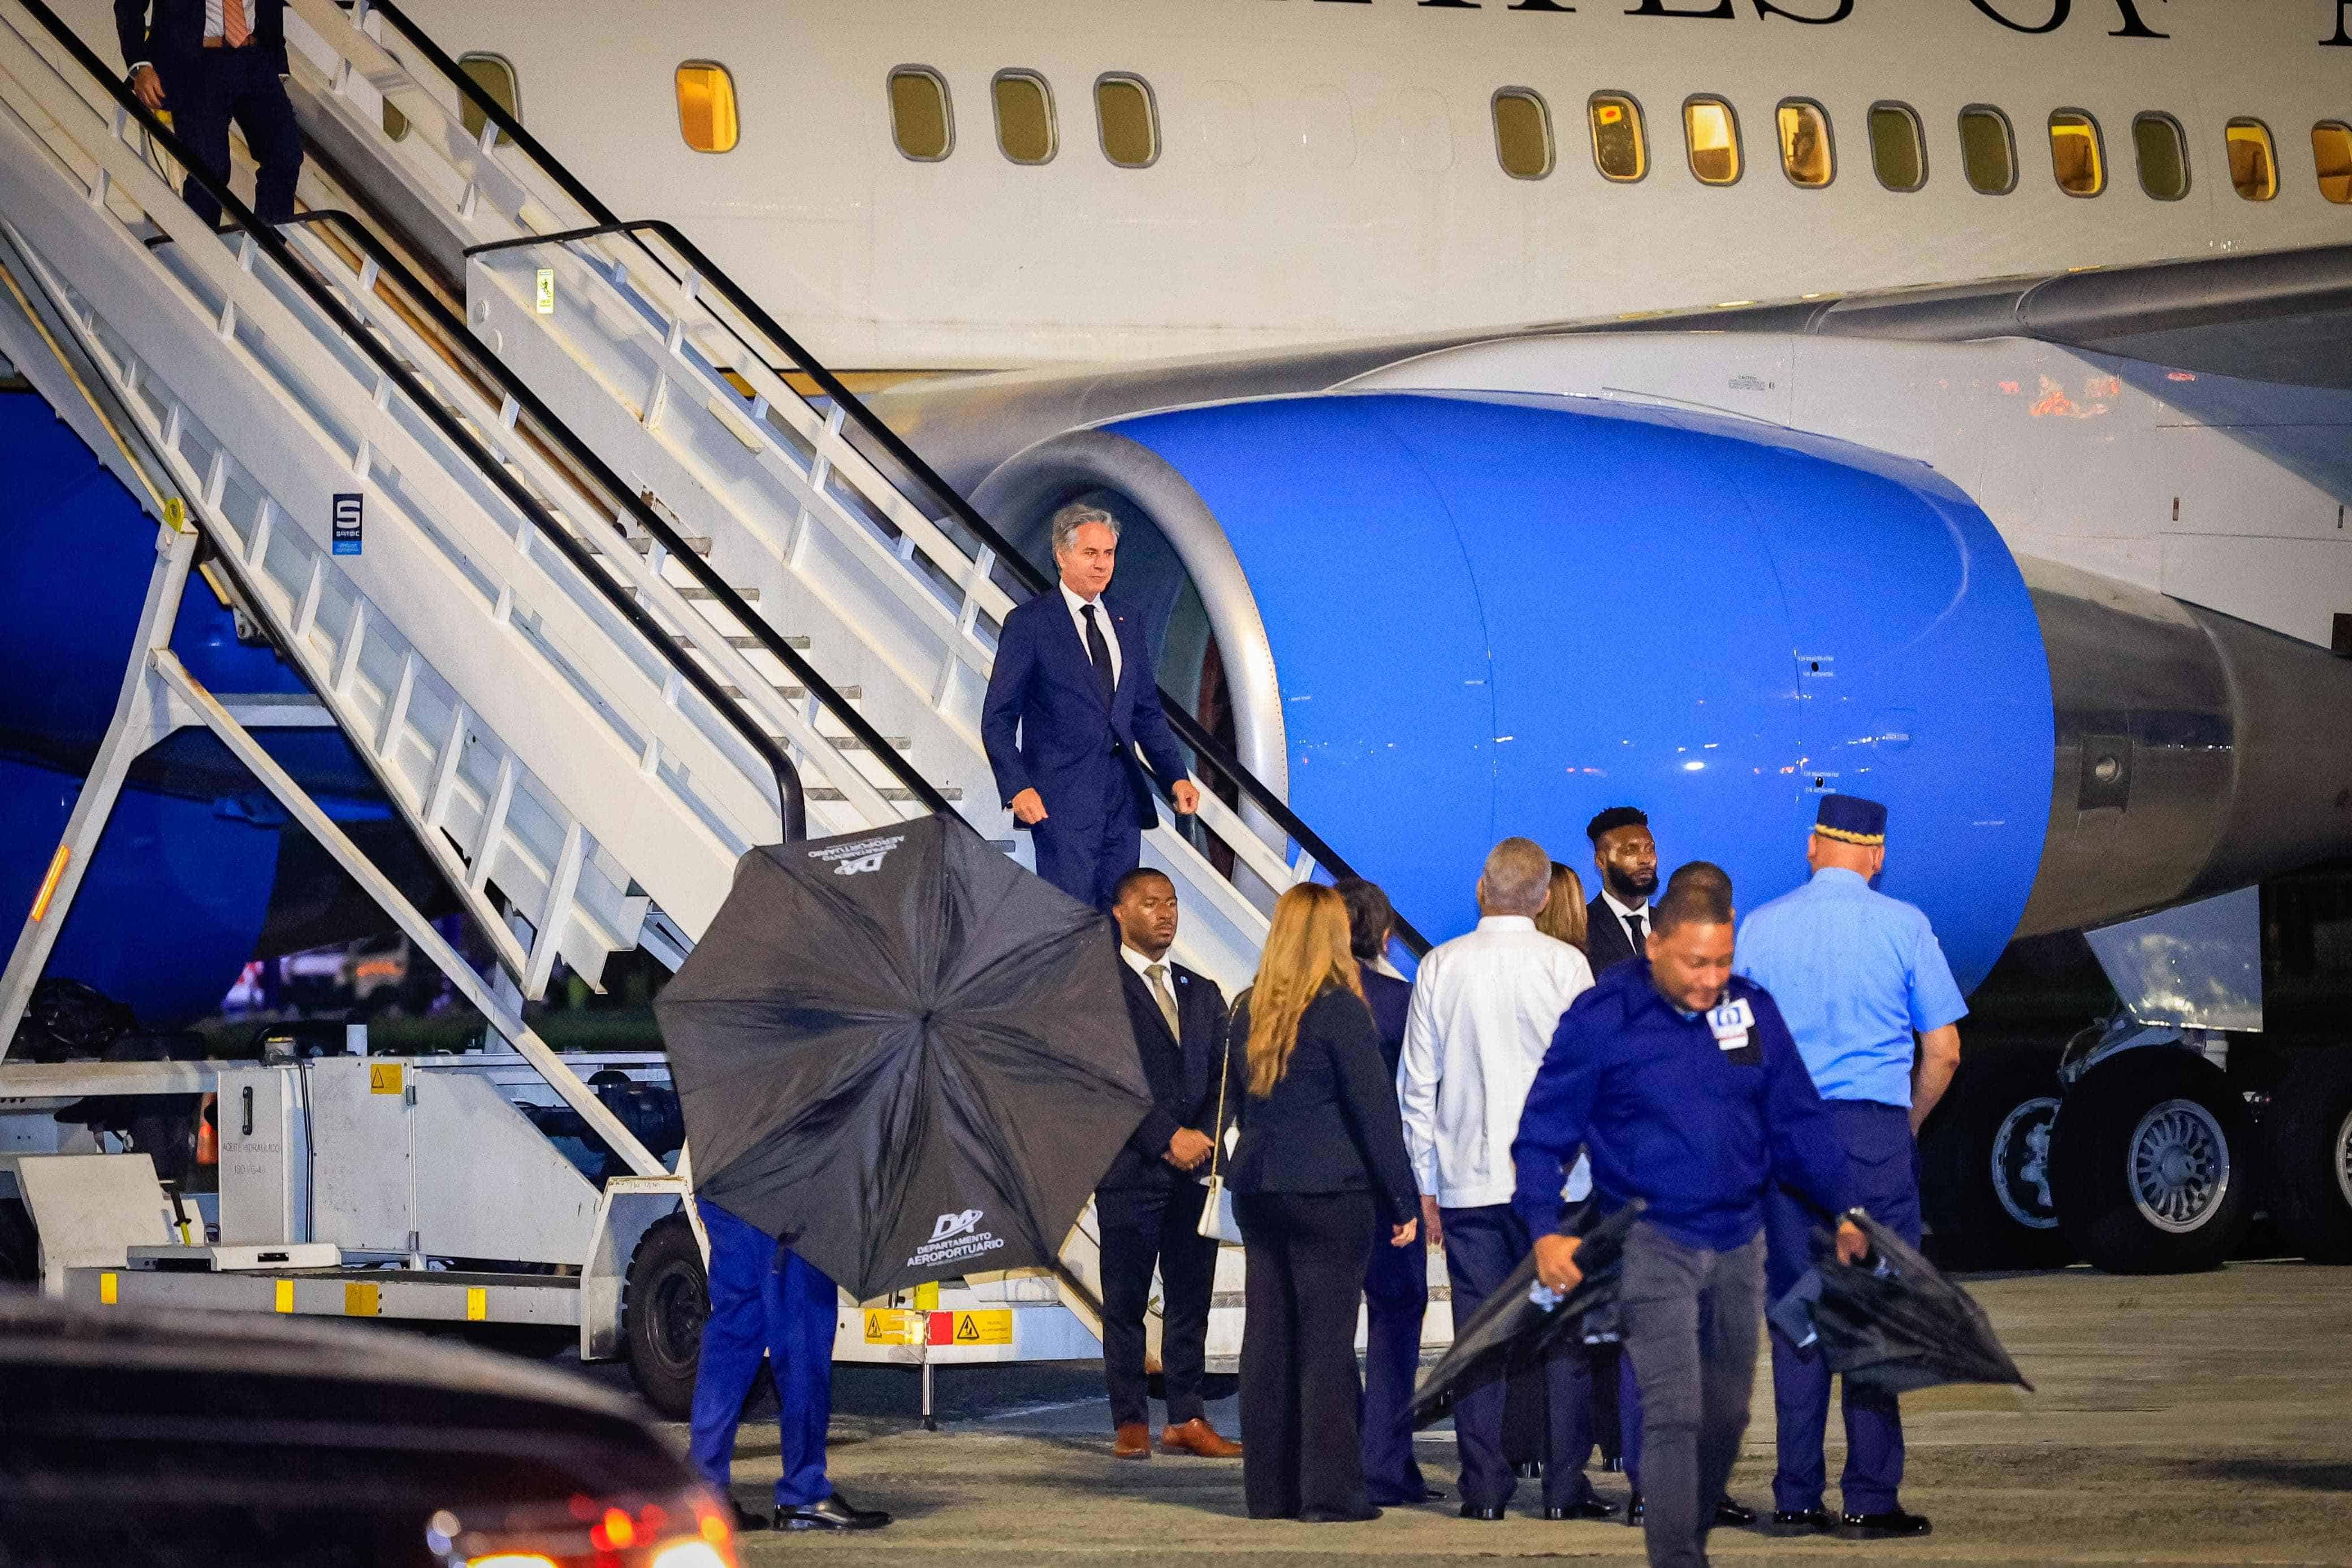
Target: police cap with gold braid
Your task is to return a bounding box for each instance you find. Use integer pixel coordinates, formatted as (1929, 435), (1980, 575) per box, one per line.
(1813, 793), (1887, 846)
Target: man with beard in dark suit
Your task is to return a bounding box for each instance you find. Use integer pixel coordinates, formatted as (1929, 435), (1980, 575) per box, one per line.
(1583, 807), (1661, 977)
(1096, 867), (1243, 1461)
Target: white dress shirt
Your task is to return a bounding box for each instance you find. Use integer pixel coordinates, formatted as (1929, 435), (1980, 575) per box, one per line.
(1397, 915), (1594, 1210)
(1601, 889), (1653, 954)
(1060, 579), (1121, 687)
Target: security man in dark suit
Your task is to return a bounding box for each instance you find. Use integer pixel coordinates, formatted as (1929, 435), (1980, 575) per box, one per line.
(1097, 867), (1242, 1460)
(1583, 807), (1661, 976)
(1333, 875), (1439, 1507)
(117, 0), (304, 226)
(982, 503), (1199, 911)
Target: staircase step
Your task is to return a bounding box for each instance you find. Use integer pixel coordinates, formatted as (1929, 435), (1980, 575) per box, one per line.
(677, 584), (755, 604)
(673, 633), (810, 652)
(720, 683), (860, 702)
(807, 785), (963, 803)
(827, 734), (910, 753)
(628, 534), (712, 557)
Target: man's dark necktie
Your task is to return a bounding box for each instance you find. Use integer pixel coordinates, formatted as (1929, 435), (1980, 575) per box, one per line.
(1082, 604), (1116, 708)
(1627, 911), (1647, 949)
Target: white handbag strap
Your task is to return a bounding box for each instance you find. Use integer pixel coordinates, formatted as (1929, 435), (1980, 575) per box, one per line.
(1207, 1003), (1238, 1182)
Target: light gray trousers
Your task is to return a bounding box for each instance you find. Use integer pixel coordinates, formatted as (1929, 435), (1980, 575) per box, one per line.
(1620, 1222), (1766, 1568)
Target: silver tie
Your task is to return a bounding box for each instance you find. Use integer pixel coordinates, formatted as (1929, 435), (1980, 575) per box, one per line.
(1147, 962), (1180, 1037)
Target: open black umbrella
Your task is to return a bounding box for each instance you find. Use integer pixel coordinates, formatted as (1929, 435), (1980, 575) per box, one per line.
(1767, 1210), (2033, 1394)
(654, 813), (1155, 1301)
(1410, 1200), (1645, 1428)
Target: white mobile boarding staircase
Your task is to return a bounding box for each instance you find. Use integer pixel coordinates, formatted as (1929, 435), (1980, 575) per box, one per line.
(0, 0), (1432, 1389)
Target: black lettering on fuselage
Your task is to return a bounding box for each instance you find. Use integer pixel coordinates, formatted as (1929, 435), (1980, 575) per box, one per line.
(2106, 0), (2167, 37)
(1971, 0), (2067, 32)
(1752, 0), (1853, 21)
(2328, 0), (2352, 45)
(1625, 0), (1735, 16)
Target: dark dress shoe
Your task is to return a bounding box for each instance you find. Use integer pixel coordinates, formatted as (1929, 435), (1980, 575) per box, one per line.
(728, 1500), (770, 1533)
(1626, 1492), (1644, 1526)
(1769, 1508), (1837, 1535)
(1460, 1502), (1507, 1521)
(1368, 1485), (1446, 1506)
(1299, 1505), (1382, 1523)
(1844, 1508), (1932, 1537)
(1714, 1498), (1757, 1527)
(779, 1493), (890, 1531)
(1544, 1498), (1619, 1521)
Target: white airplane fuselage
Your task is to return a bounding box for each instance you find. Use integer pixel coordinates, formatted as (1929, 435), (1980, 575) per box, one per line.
(375, 0), (2352, 370)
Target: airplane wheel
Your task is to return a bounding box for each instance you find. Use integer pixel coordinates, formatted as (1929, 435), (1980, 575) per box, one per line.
(624, 1214), (706, 1420)
(2051, 1050), (2253, 1275)
(1920, 1049), (2076, 1271)
(2259, 1046), (2352, 1264)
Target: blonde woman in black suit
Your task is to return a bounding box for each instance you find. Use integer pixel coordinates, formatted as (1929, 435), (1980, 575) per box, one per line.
(1226, 883), (1420, 1522)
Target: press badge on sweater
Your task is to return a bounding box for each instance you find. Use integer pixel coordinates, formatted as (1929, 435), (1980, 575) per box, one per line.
(1709, 998), (1761, 1065)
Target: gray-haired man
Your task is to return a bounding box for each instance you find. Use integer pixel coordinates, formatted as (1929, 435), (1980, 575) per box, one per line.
(1398, 837), (1605, 1520)
(980, 502), (1199, 910)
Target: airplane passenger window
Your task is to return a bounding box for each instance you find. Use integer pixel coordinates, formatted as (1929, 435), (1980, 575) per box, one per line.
(993, 71), (1056, 164)
(676, 63), (738, 154)
(2225, 118), (2277, 201)
(1589, 93), (1647, 183)
(1776, 99), (1833, 188)
(2048, 111), (2104, 196)
(1683, 97), (1741, 185)
(2133, 112), (2190, 200)
(1492, 89), (1554, 179)
(2314, 122), (2352, 203)
(1867, 102), (1926, 192)
(1096, 75), (1160, 168)
(1958, 106), (2016, 194)
(457, 53), (518, 146)
(888, 67), (953, 161)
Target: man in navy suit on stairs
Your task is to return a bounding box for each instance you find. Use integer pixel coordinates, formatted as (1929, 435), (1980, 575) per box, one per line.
(983, 502), (1200, 910)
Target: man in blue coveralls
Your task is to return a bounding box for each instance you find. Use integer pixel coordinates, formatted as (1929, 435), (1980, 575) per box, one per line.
(1735, 794), (1965, 1540)
(1516, 877), (1865, 1568)
(691, 1201), (891, 1532)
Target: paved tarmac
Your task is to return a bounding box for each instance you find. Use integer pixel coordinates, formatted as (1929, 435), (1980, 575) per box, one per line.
(694, 1261), (2352, 1566)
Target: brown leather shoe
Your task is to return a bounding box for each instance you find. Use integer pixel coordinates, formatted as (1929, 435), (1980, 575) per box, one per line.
(1159, 1417), (1244, 1458)
(1112, 1422), (1152, 1459)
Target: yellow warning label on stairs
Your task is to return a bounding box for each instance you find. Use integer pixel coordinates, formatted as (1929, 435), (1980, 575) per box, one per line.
(863, 1309), (924, 1345)
(949, 1310), (1012, 1346)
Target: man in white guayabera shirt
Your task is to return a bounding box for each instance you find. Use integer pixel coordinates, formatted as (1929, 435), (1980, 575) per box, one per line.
(1398, 837), (1603, 1523)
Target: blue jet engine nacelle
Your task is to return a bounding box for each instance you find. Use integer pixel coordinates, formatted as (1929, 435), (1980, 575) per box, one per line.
(973, 389), (2352, 989)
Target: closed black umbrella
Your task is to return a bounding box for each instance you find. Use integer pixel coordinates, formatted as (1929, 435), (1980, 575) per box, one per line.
(1410, 1201), (1645, 1428)
(654, 814), (1155, 1301)
(1767, 1210), (2034, 1394)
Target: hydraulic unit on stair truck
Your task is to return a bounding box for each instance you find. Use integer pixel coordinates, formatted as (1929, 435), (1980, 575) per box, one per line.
(1, 1043), (1221, 1422)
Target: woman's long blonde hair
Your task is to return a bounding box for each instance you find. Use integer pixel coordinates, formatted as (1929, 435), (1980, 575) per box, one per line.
(1246, 884), (1364, 1097)
(1536, 861), (1589, 952)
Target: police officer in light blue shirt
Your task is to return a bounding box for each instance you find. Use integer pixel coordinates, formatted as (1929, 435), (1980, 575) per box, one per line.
(1733, 794), (1965, 1541)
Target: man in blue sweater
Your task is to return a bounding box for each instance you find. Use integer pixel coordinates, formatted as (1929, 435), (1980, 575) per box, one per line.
(1513, 877), (1864, 1568)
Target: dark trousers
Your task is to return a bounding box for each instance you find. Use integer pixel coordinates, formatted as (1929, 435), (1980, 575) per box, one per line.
(1767, 1099), (1919, 1515)
(1621, 1223), (1765, 1568)
(1236, 1190), (1378, 1520)
(1030, 760), (1141, 912)
(162, 47), (303, 225)
(1360, 1222), (1429, 1503)
(689, 1200), (837, 1510)
(1097, 1181), (1220, 1429)
(1440, 1204), (1596, 1513)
